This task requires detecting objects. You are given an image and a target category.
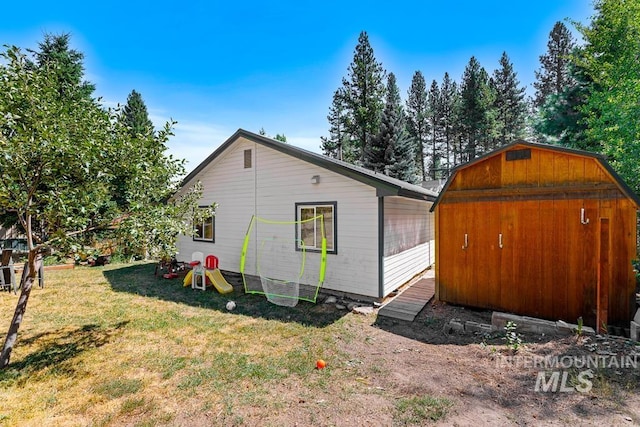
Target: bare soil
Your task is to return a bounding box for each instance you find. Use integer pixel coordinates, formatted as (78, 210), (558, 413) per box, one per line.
(345, 300), (640, 426)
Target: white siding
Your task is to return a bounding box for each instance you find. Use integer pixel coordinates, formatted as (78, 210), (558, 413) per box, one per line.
(382, 197), (435, 296)
(177, 137), (380, 297)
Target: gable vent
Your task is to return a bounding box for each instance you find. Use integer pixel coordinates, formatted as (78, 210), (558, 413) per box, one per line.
(505, 149), (531, 161)
(244, 149), (252, 168)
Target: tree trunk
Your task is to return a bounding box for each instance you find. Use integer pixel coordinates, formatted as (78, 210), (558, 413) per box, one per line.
(0, 250), (43, 368)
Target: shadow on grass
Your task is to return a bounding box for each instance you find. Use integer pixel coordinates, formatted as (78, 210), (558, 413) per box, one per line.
(0, 321), (128, 383)
(102, 262), (347, 328)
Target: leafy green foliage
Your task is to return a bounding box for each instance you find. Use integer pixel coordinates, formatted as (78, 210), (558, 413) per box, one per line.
(503, 321), (522, 353)
(0, 35), (208, 367)
(573, 0), (640, 193)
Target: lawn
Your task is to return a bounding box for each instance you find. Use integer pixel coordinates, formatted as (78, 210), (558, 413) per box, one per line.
(1, 262), (638, 426)
(0, 263), (450, 426)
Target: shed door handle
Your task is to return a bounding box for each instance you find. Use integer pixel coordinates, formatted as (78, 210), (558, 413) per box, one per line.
(499, 233), (503, 249)
(462, 233), (468, 250)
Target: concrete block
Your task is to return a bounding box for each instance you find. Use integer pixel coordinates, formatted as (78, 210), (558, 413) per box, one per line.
(444, 319), (465, 334)
(491, 312), (524, 331)
(631, 321), (640, 342)
(634, 308), (640, 324)
(465, 321), (492, 334)
(464, 321), (480, 333)
(520, 316), (557, 332)
(556, 320), (576, 335)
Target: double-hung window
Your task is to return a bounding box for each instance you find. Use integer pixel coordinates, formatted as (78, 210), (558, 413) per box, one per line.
(193, 208), (215, 242)
(295, 202), (336, 254)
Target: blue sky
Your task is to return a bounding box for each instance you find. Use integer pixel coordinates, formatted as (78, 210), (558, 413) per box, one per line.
(2, 1), (593, 173)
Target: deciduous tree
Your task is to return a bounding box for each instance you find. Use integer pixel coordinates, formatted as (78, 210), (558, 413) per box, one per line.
(0, 39), (206, 368)
(574, 0), (640, 193)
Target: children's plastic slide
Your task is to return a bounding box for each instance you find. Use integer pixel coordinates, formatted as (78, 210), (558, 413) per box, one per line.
(183, 268), (234, 294)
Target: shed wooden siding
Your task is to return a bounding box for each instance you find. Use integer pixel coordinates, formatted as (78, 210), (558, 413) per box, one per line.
(177, 137), (381, 297)
(435, 143), (638, 327)
(382, 197), (435, 295)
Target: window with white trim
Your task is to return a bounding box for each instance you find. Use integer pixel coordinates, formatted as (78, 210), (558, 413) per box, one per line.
(193, 209), (215, 242)
(295, 202), (336, 254)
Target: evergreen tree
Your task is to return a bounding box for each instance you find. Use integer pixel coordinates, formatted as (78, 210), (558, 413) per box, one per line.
(364, 73), (397, 172)
(31, 32), (95, 100)
(334, 31), (386, 163)
(405, 71), (428, 182)
(492, 52), (527, 146)
(439, 73), (458, 175)
(122, 90), (154, 138)
(321, 89), (351, 160)
(535, 63), (591, 148)
(459, 57), (494, 161)
(426, 80), (442, 179)
(367, 73), (416, 182)
(534, 22), (576, 108)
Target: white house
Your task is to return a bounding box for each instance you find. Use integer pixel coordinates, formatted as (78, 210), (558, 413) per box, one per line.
(175, 129), (437, 300)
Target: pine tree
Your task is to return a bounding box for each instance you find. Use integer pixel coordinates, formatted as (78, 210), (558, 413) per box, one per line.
(123, 90), (154, 138)
(335, 31), (386, 163)
(31, 33), (95, 100)
(459, 57), (494, 161)
(426, 80), (442, 180)
(406, 71), (428, 182)
(492, 52), (527, 146)
(534, 22), (576, 108)
(321, 89), (351, 160)
(367, 73), (416, 182)
(439, 73), (458, 175)
(534, 22), (588, 147)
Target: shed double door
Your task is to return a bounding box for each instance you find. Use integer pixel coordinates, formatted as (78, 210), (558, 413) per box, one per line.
(438, 200), (599, 324)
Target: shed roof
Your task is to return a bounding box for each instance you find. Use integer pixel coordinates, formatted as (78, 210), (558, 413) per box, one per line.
(181, 128), (437, 202)
(430, 140), (640, 211)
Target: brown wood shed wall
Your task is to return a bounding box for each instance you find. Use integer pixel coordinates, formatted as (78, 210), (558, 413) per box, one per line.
(433, 142), (639, 328)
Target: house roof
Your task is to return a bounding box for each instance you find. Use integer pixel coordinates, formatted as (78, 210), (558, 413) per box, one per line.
(430, 140), (640, 211)
(181, 128), (437, 202)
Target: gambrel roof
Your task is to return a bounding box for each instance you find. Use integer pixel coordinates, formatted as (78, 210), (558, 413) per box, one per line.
(430, 140), (640, 211)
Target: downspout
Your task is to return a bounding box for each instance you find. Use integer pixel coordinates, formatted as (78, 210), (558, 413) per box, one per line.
(378, 196), (384, 298)
(254, 142), (258, 274)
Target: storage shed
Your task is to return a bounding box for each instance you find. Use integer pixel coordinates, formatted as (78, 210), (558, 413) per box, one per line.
(432, 141), (640, 328)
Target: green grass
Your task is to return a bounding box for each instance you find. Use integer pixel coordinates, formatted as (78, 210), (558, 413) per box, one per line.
(394, 395), (453, 425)
(0, 262), (361, 426)
(0, 262), (460, 426)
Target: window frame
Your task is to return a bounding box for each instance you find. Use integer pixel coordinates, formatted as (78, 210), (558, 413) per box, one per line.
(295, 201), (337, 254)
(192, 207), (215, 243)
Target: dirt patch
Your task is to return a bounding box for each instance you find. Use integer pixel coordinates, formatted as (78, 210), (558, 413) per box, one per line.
(357, 300), (640, 425)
